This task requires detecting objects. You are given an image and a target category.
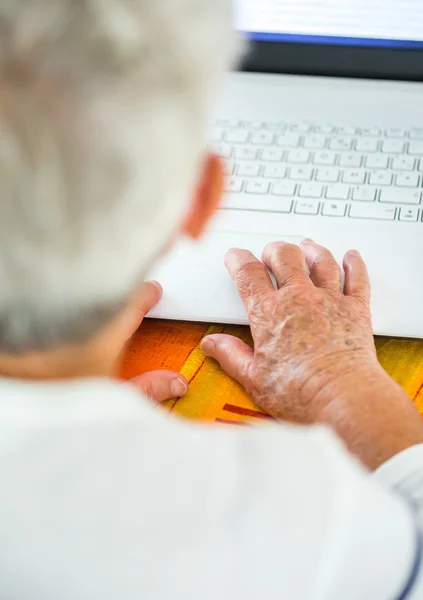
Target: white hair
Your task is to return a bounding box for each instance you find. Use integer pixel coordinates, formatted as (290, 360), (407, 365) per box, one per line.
(0, 0), (240, 352)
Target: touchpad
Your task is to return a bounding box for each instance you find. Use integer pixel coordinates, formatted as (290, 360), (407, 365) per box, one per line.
(147, 231), (304, 325)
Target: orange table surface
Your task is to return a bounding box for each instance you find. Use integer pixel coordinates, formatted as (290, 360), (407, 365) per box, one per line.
(121, 319), (423, 424)
(120, 320), (423, 425)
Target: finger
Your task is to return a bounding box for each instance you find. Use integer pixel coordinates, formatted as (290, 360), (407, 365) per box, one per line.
(262, 241), (310, 289)
(343, 250), (371, 305)
(137, 281), (163, 318)
(201, 334), (254, 390)
(224, 249), (275, 311)
(131, 370), (188, 403)
(124, 281), (163, 341)
(300, 239), (342, 292)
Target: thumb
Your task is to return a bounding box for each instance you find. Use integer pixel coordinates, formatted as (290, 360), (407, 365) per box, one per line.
(131, 370), (188, 403)
(124, 281), (163, 341)
(200, 334), (254, 390)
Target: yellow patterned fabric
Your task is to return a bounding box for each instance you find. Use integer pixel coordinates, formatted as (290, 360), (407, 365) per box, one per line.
(121, 321), (423, 425)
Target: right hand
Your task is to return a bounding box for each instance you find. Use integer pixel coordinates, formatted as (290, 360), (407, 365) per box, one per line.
(200, 240), (381, 423)
(201, 240), (423, 469)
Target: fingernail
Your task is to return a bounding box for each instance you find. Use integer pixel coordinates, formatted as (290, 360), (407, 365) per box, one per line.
(201, 338), (215, 356)
(347, 249), (361, 258)
(171, 378), (188, 398)
(147, 280), (162, 290)
(301, 238), (314, 244)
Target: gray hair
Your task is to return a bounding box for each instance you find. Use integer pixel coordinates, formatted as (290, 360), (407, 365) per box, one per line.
(0, 0), (240, 352)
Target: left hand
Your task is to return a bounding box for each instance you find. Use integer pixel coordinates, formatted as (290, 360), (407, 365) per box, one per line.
(125, 281), (188, 403)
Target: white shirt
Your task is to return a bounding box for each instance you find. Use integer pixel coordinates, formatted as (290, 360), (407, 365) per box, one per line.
(0, 377), (422, 600)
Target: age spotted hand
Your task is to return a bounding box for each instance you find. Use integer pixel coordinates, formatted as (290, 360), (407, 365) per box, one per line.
(201, 240), (378, 423)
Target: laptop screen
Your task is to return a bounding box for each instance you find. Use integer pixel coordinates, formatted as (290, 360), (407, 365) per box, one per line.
(236, 0), (423, 48)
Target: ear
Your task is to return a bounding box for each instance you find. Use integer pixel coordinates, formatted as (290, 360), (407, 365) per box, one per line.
(181, 153), (225, 240)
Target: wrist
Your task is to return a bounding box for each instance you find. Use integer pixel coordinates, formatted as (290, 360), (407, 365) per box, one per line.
(298, 351), (384, 419)
(301, 357), (423, 470)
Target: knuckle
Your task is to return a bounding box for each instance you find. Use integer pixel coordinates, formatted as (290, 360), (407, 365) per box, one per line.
(235, 263), (266, 292)
(313, 249), (337, 267)
(142, 379), (156, 400)
(265, 241), (299, 262)
(284, 273), (310, 288)
(313, 257), (340, 274)
(249, 292), (275, 319)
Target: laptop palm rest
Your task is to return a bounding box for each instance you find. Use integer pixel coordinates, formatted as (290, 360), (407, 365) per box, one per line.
(147, 230), (304, 325)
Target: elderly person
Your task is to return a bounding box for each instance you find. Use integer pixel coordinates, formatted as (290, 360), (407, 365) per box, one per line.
(0, 1), (423, 598)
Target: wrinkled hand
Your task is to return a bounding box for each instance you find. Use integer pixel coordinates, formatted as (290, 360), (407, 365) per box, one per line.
(201, 240), (379, 423)
(126, 281), (188, 403)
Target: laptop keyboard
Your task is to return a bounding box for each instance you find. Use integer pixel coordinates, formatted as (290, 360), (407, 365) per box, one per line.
(209, 120), (423, 222)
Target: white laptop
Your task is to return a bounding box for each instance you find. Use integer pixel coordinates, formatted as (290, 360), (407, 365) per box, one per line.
(148, 0), (423, 339)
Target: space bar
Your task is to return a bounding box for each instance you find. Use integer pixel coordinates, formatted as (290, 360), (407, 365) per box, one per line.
(222, 194), (293, 213)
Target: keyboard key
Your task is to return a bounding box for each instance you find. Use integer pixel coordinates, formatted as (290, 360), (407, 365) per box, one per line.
(352, 185), (377, 202)
(365, 155), (389, 169)
(251, 131), (275, 146)
(246, 181), (270, 195)
(303, 135), (327, 149)
(226, 129), (249, 144)
(395, 173), (420, 188)
(263, 165), (286, 179)
(349, 203), (396, 220)
(226, 177), (243, 193)
(313, 124), (334, 134)
(342, 169), (366, 184)
(264, 122), (287, 132)
(410, 128), (423, 140)
(322, 202), (347, 217)
(380, 189), (422, 205)
(382, 139), (405, 154)
(356, 138), (379, 153)
(277, 133), (301, 148)
(209, 143), (231, 158)
(295, 201), (320, 215)
(316, 168), (340, 183)
(290, 122), (311, 133)
(369, 171), (393, 186)
(289, 166), (314, 181)
(222, 195), (292, 213)
(391, 156), (415, 171)
(241, 120), (263, 130)
(409, 141), (423, 156)
(233, 147), (258, 160)
(272, 182), (297, 196)
(399, 207), (419, 222)
(359, 127), (381, 137)
(286, 149), (311, 164)
(336, 126), (357, 135)
(330, 137), (352, 151)
(339, 154), (362, 168)
(237, 162), (261, 177)
(326, 184), (350, 200)
(386, 128), (406, 138)
(210, 127), (225, 143)
(313, 151), (337, 166)
(224, 160), (235, 176)
(261, 148), (284, 162)
(419, 159), (423, 173)
(299, 184), (323, 199)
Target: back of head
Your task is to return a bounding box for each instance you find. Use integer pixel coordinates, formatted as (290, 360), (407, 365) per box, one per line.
(0, 0), (239, 353)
